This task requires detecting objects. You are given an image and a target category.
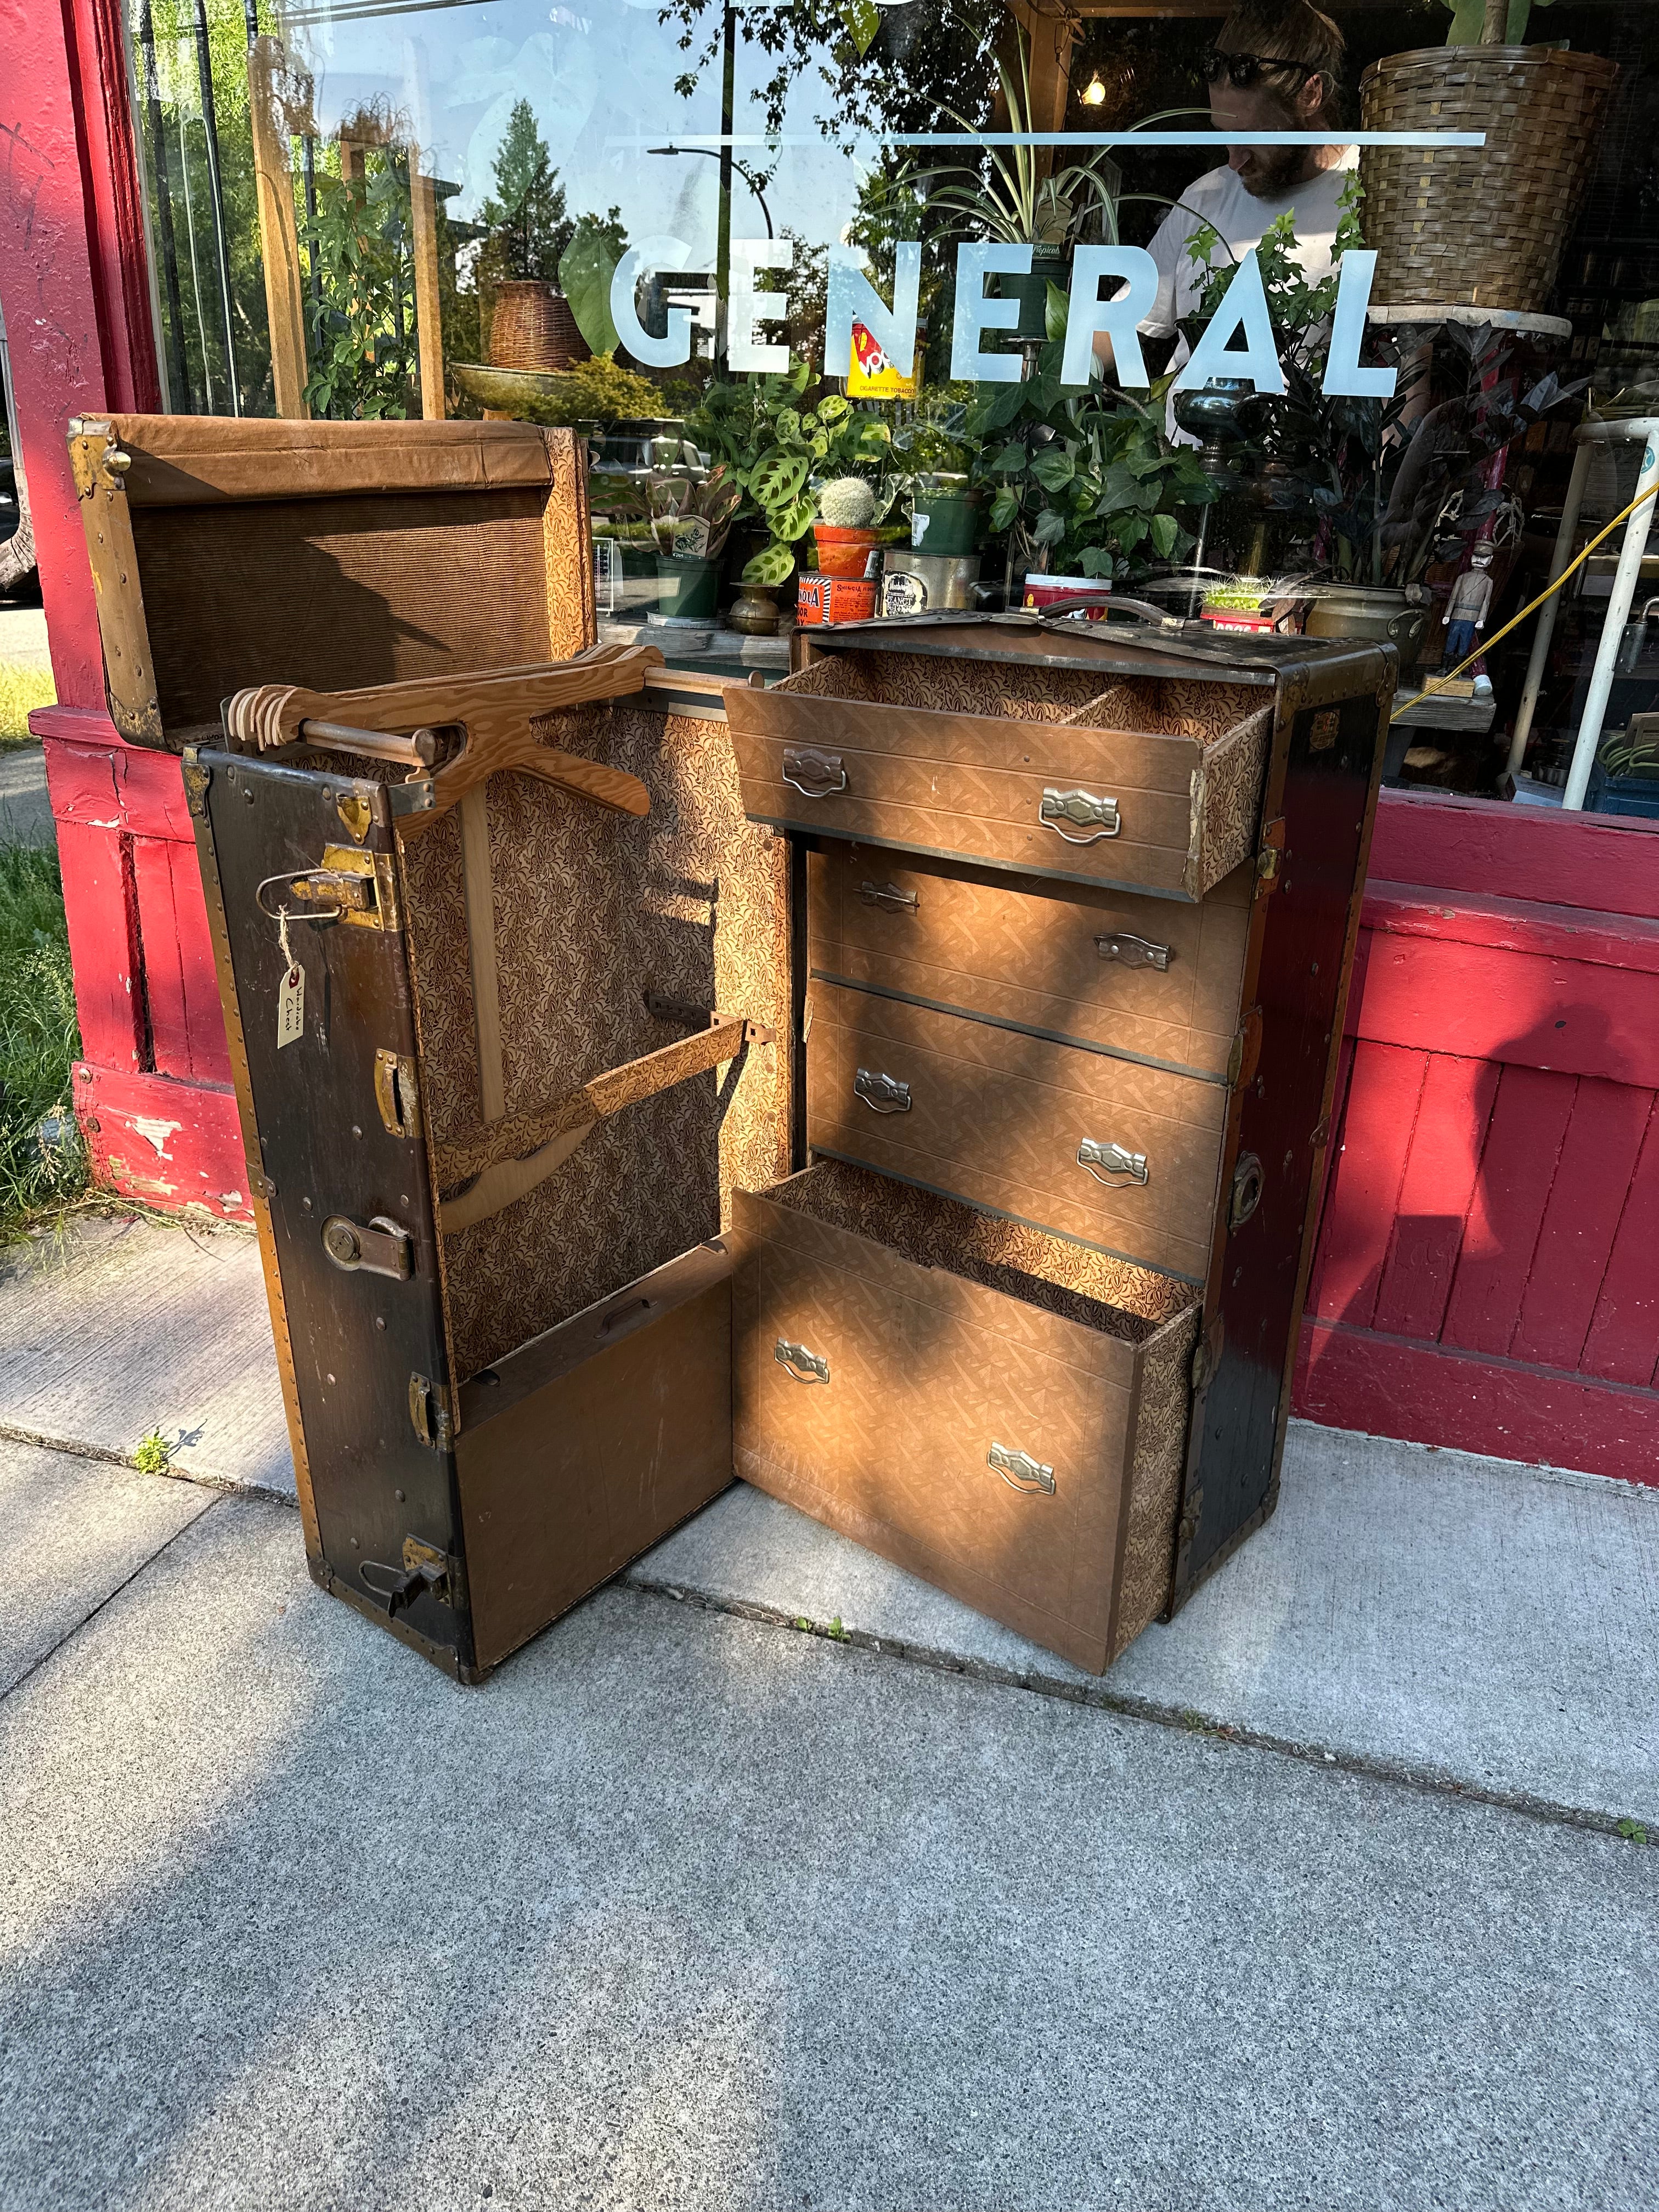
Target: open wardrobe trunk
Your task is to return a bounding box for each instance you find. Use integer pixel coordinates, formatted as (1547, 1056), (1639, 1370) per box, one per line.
(72, 414), (1393, 1683)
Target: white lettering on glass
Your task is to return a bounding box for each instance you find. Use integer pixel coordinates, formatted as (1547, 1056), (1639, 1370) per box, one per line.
(825, 243), (922, 383)
(1171, 250), (1285, 397)
(1059, 245), (1158, 389)
(610, 236), (695, 368)
(1321, 249), (1397, 399)
(949, 242), (1028, 383)
(729, 238), (795, 373)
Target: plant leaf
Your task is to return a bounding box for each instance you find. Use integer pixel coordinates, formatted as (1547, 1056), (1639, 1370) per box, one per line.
(558, 229), (622, 358)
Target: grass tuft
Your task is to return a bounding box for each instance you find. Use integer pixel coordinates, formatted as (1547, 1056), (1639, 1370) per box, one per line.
(133, 1429), (173, 1476)
(0, 843), (87, 1240)
(0, 661), (55, 748)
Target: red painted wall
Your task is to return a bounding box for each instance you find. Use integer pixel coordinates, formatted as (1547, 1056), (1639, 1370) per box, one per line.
(1293, 793), (1659, 1484)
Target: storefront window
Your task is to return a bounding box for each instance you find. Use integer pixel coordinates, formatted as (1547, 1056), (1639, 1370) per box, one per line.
(123, 0), (1659, 816)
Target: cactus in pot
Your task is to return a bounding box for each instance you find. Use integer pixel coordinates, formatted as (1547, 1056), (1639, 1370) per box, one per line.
(814, 476), (882, 578)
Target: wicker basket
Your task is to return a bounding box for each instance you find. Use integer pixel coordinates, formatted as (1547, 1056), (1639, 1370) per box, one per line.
(488, 281), (592, 373)
(1359, 44), (1617, 313)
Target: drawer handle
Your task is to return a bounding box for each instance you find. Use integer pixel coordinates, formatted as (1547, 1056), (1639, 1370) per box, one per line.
(1096, 930), (1171, 972)
(855, 1066), (912, 1114)
(782, 746), (848, 799)
(858, 879), (918, 913)
(1077, 1137), (1148, 1187)
(988, 1442), (1056, 1496)
(1041, 786), (1120, 844)
(775, 1338), (830, 1386)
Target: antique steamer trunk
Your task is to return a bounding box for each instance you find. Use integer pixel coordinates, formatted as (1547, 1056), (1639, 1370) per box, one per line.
(72, 416), (1391, 1681)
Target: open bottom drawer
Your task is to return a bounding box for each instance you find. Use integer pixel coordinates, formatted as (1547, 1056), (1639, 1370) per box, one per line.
(731, 1160), (1200, 1673)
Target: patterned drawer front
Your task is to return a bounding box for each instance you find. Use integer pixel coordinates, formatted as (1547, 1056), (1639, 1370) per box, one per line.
(806, 989), (1226, 1281)
(809, 845), (1253, 1081)
(725, 664), (1272, 900)
(733, 1195), (1142, 1669)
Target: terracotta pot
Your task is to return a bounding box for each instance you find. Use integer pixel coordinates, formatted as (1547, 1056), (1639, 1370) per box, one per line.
(813, 525), (881, 580)
(488, 281), (592, 374)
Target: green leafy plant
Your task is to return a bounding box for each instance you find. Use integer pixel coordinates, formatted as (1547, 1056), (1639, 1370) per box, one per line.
(299, 160), (417, 420)
(602, 465), (744, 557)
(1442, 0), (1553, 42)
(1616, 1818), (1650, 1844)
(0, 844), (84, 1241)
(965, 285), (1215, 585)
(133, 1429), (173, 1476)
(515, 354), (665, 428)
(687, 364), (893, 582)
(560, 213), (627, 357)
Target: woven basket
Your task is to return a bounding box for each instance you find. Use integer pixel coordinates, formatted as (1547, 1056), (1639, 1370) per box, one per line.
(1359, 44), (1617, 313)
(488, 281), (592, 373)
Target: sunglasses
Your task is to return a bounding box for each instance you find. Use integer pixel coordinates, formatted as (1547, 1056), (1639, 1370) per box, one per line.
(1201, 47), (1322, 89)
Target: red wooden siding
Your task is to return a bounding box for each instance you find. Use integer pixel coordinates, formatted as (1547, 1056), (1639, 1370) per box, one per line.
(1296, 847), (1659, 1484)
(41, 709), (247, 1220)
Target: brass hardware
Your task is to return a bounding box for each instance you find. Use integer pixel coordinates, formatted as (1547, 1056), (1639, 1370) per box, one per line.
(374, 1049), (421, 1140)
(1310, 1114), (1331, 1151)
(775, 1339), (830, 1386)
(858, 881), (918, 913)
(1255, 817), (1286, 889)
(781, 746), (848, 799)
(285, 845), (400, 932)
(336, 791), (374, 845)
(408, 1374), (454, 1450)
(854, 1067), (912, 1115)
(988, 1442), (1056, 1496)
(1040, 787), (1120, 844)
(1077, 1137), (1148, 1187)
(321, 1212), (414, 1279)
(1095, 929), (1170, 971)
(1226, 1006), (1263, 1090)
(1190, 1314), (1225, 1395)
(360, 1535), (456, 1617)
(1228, 1151), (1265, 1231)
(182, 756), (211, 820)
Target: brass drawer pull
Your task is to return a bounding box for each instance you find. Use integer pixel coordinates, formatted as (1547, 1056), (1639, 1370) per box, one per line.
(858, 880), (918, 913)
(1096, 930), (1170, 971)
(855, 1066), (912, 1114)
(782, 746), (848, 798)
(1077, 1137), (1148, 1187)
(1041, 786), (1120, 844)
(775, 1338), (830, 1385)
(988, 1442), (1056, 1496)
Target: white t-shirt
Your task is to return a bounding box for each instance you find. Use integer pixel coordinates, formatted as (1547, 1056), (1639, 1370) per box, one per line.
(1139, 146), (1359, 337)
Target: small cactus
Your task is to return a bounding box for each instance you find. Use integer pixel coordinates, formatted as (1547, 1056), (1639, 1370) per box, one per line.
(817, 477), (877, 530)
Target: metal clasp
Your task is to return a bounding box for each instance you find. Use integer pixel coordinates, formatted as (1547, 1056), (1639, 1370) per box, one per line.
(1077, 1137), (1148, 1187)
(360, 1536), (455, 1618)
(854, 1068), (912, 1114)
(858, 880), (918, 913)
(1041, 787), (1120, 844)
(322, 1212), (414, 1279)
(775, 1339), (830, 1385)
(374, 1049), (421, 1139)
(988, 1442), (1056, 1496)
(1095, 930), (1171, 971)
(782, 746), (848, 799)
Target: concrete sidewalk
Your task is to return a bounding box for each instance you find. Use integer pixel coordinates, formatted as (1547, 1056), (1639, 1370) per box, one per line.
(2, 1210), (1656, 2207)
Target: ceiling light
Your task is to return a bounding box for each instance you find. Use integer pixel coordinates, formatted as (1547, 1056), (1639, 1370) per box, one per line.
(1080, 72), (1107, 107)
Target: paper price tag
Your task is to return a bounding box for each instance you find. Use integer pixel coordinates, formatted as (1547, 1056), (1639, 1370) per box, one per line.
(277, 963), (306, 1048)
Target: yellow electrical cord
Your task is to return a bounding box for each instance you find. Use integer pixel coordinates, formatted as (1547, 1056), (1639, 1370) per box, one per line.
(1389, 477), (1659, 724)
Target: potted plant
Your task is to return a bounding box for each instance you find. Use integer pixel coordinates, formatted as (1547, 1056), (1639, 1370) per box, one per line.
(605, 466), (743, 624)
(1181, 193), (1587, 668)
(1358, 3), (1617, 318)
(687, 365), (893, 595)
(813, 478), (882, 577)
(923, 26), (1203, 340)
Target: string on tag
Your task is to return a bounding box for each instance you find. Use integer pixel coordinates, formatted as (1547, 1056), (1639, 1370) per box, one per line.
(276, 905), (294, 972)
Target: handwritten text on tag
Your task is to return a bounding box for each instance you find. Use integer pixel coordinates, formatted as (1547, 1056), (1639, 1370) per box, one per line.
(277, 964), (306, 1048)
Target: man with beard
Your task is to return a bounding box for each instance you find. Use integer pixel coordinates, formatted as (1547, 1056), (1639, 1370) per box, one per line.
(1097, 0), (1354, 396)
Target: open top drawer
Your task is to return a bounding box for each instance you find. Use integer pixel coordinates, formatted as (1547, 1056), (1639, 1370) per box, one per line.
(731, 1158), (1200, 1672)
(724, 645), (1273, 900)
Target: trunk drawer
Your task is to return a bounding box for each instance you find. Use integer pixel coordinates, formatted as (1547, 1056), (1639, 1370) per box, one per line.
(732, 1160), (1200, 1672)
(725, 651), (1272, 900)
(809, 845), (1253, 1081)
(806, 984), (1226, 1282)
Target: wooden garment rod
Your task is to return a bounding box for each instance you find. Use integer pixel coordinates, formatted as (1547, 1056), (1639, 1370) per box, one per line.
(224, 641), (660, 825)
(435, 1014), (772, 1233)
